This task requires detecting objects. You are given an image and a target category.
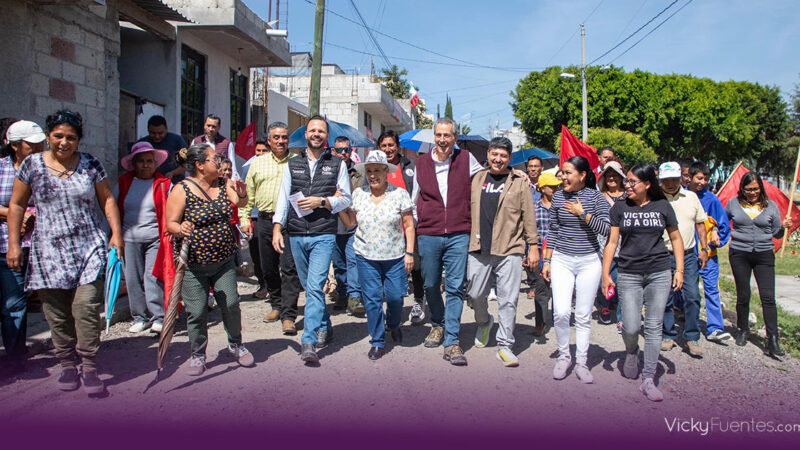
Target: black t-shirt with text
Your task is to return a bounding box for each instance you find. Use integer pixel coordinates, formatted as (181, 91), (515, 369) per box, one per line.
(479, 172), (508, 254)
(609, 198), (678, 273)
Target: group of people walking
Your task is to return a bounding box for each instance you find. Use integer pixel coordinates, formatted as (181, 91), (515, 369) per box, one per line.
(0, 111), (792, 403)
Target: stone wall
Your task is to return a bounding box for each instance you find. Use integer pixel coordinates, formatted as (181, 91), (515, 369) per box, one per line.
(0, 0), (121, 180)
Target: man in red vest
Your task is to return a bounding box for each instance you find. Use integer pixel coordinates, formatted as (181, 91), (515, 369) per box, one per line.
(191, 114), (240, 180)
(412, 117), (483, 365)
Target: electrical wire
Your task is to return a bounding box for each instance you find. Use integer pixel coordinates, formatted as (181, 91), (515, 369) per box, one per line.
(349, 0), (391, 69)
(607, 0), (694, 64)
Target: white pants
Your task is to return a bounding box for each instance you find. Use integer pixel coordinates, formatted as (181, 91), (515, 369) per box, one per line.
(551, 251), (602, 365)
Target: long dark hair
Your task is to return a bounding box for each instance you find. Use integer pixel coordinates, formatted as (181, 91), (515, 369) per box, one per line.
(0, 117), (20, 159)
(737, 172), (768, 209)
(628, 163), (665, 202)
(564, 156), (597, 190)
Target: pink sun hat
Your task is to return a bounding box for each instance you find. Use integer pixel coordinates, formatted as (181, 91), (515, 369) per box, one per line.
(121, 141), (169, 172)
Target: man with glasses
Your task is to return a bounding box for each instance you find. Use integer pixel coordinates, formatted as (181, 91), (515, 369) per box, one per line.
(658, 161), (709, 357)
(331, 136), (365, 315)
(240, 122), (301, 335)
(191, 114), (240, 180)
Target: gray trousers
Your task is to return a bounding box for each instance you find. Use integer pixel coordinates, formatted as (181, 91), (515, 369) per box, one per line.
(124, 240), (165, 324)
(467, 252), (523, 348)
(617, 269), (671, 380)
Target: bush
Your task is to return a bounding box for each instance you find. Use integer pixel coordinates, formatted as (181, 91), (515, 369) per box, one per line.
(553, 127), (658, 170)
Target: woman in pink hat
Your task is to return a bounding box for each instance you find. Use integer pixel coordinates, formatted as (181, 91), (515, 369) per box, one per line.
(117, 141), (172, 334)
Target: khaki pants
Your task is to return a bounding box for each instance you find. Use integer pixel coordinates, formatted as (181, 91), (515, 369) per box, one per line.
(39, 279), (104, 369)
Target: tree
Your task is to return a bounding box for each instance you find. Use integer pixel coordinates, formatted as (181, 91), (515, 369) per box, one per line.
(378, 65), (409, 99)
(458, 124), (471, 135)
(416, 101), (433, 129)
(444, 95), (453, 119)
(586, 128), (657, 169)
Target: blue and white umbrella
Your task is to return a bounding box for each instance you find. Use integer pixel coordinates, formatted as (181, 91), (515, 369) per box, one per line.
(104, 247), (124, 335)
(289, 120), (374, 149)
(510, 147), (559, 169)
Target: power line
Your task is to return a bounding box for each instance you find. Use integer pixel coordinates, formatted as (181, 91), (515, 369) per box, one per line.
(348, 0), (391, 69)
(582, 0), (606, 23)
(608, 0), (694, 64)
(588, 0), (679, 65)
(301, 0), (540, 72)
(546, 0), (605, 66)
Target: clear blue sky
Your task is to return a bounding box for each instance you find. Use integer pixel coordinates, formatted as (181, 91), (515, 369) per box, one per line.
(243, 0), (799, 137)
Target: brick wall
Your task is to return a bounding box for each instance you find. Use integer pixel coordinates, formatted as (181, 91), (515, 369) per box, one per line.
(1, 0), (121, 181)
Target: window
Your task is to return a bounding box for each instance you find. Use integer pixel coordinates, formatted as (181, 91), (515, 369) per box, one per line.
(180, 45), (205, 142)
(363, 111), (372, 130)
(230, 69), (248, 141)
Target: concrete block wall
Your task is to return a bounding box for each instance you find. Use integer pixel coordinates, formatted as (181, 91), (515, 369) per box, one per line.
(0, 0), (121, 181)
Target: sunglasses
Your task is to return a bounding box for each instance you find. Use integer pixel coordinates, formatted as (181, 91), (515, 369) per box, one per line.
(333, 147), (350, 154)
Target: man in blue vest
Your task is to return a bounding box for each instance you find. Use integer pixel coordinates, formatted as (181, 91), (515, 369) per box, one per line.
(412, 117), (484, 365)
(272, 116), (352, 363)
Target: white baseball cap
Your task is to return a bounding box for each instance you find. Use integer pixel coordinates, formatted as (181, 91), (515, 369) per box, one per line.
(658, 161), (682, 179)
(354, 150), (399, 173)
(6, 120), (46, 144)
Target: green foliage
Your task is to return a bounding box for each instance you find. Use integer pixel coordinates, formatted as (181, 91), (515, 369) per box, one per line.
(415, 102), (433, 129)
(587, 128), (657, 169)
(378, 65), (409, 99)
(458, 124), (471, 135)
(445, 95), (453, 119)
(512, 66), (791, 172)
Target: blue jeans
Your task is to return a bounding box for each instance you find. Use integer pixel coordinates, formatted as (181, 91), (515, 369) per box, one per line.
(699, 255), (724, 335)
(0, 251), (28, 361)
(290, 234), (335, 345)
(418, 233), (469, 347)
(356, 255), (405, 348)
(332, 234), (361, 300)
(663, 250), (701, 342)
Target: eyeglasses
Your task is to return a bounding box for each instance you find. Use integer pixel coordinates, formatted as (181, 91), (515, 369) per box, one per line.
(623, 179), (643, 187)
(333, 147), (350, 154)
(743, 187), (760, 193)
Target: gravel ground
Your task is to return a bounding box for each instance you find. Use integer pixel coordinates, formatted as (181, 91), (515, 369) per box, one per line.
(1, 276), (798, 445)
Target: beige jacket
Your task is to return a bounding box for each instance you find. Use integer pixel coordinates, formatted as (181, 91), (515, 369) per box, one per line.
(469, 168), (538, 256)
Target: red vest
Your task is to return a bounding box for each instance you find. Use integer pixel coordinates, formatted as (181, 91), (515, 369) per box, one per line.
(192, 134), (232, 156)
(415, 149), (471, 236)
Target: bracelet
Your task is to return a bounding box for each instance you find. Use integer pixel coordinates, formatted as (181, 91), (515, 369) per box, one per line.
(542, 257), (551, 264)
(675, 269), (684, 273)
(237, 194), (247, 198)
(405, 251), (414, 257)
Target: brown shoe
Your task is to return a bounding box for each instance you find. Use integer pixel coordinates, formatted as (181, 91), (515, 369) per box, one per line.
(527, 290), (536, 299)
(443, 344), (467, 366)
(263, 309), (280, 323)
(532, 322), (547, 337)
(661, 339), (675, 352)
(424, 326), (444, 348)
(685, 340), (704, 357)
(282, 320), (297, 335)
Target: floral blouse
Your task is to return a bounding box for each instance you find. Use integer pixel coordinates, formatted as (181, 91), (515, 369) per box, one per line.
(351, 184), (412, 261)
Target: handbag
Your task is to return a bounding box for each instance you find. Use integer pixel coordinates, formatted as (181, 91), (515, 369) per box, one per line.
(183, 178), (248, 249)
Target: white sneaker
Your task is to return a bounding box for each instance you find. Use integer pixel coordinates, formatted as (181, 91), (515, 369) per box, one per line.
(228, 343), (255, 367)
(575, 364), (594, 384)
(496, 346), (519, 367)
(150, 322), (163, 333)
(706, 329), (732, 342)
(488, 288), (497, 302)
(128, 321), (150, 333)
(640, 378), (664, 402)
(474, 314), (494, 348)
(553, 356), (571, 380)
(410, 300), (425, 324)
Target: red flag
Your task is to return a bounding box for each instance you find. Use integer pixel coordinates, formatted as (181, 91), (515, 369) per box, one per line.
(235, 122), (257, 161)
(717, 163), (800, 252)
(560, 125), (600, 172)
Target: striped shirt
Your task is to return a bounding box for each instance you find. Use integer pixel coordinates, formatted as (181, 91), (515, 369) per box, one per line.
(0, 156), (33, 253)
(549, 187), (610, 256)
(239, 152), (295, 221)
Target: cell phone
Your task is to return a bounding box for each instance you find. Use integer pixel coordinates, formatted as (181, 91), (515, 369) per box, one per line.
(606, 285), (616, 300)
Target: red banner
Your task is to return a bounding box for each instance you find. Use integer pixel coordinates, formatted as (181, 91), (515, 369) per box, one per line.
(235, 122), (257, 161)
(559, 125), (600, 172)
(717, 163), (800, 251)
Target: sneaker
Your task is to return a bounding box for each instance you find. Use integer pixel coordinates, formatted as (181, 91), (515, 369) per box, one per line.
(661, 339), (675, 351)
(487, 288), (497, 302)
(186, 356), (206, 376)
(229, 344), (255, 367)
(128, 321), (150, 333)
(552, 356), (571, 380)
(617, 321), (623, 334)
(623, 351), (639, 379)
(686, 340), (704, 357)
(496, 346), (519, 367)
(443, 344), (467, 366)
(352, 298), (366, 315)
(424, 326), (445, 348)
(81, 369), (104, 395)
(640, 378), (664, 402)
(150, 322), (163, 333)
(474, 314), (494, 348)
(410, 300), (425, 324)
(57, 367), (80, 391)
(347, 296), (364, 316)
(706, 329), (732, 342)
(575, 364), (594, 384)
(300, 344), (319, 363)
(315, 328), (333, 349)
(599, 307), (613, 325)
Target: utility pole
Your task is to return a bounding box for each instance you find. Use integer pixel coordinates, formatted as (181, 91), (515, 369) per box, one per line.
(580, 23), (588, 142)
(309, 0), (325, 115)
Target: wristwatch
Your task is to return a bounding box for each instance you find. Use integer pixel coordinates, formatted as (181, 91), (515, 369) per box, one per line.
(700, 247), (710, 253)
(320, 197), (327, 208)
(579, 211), (588, 221)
